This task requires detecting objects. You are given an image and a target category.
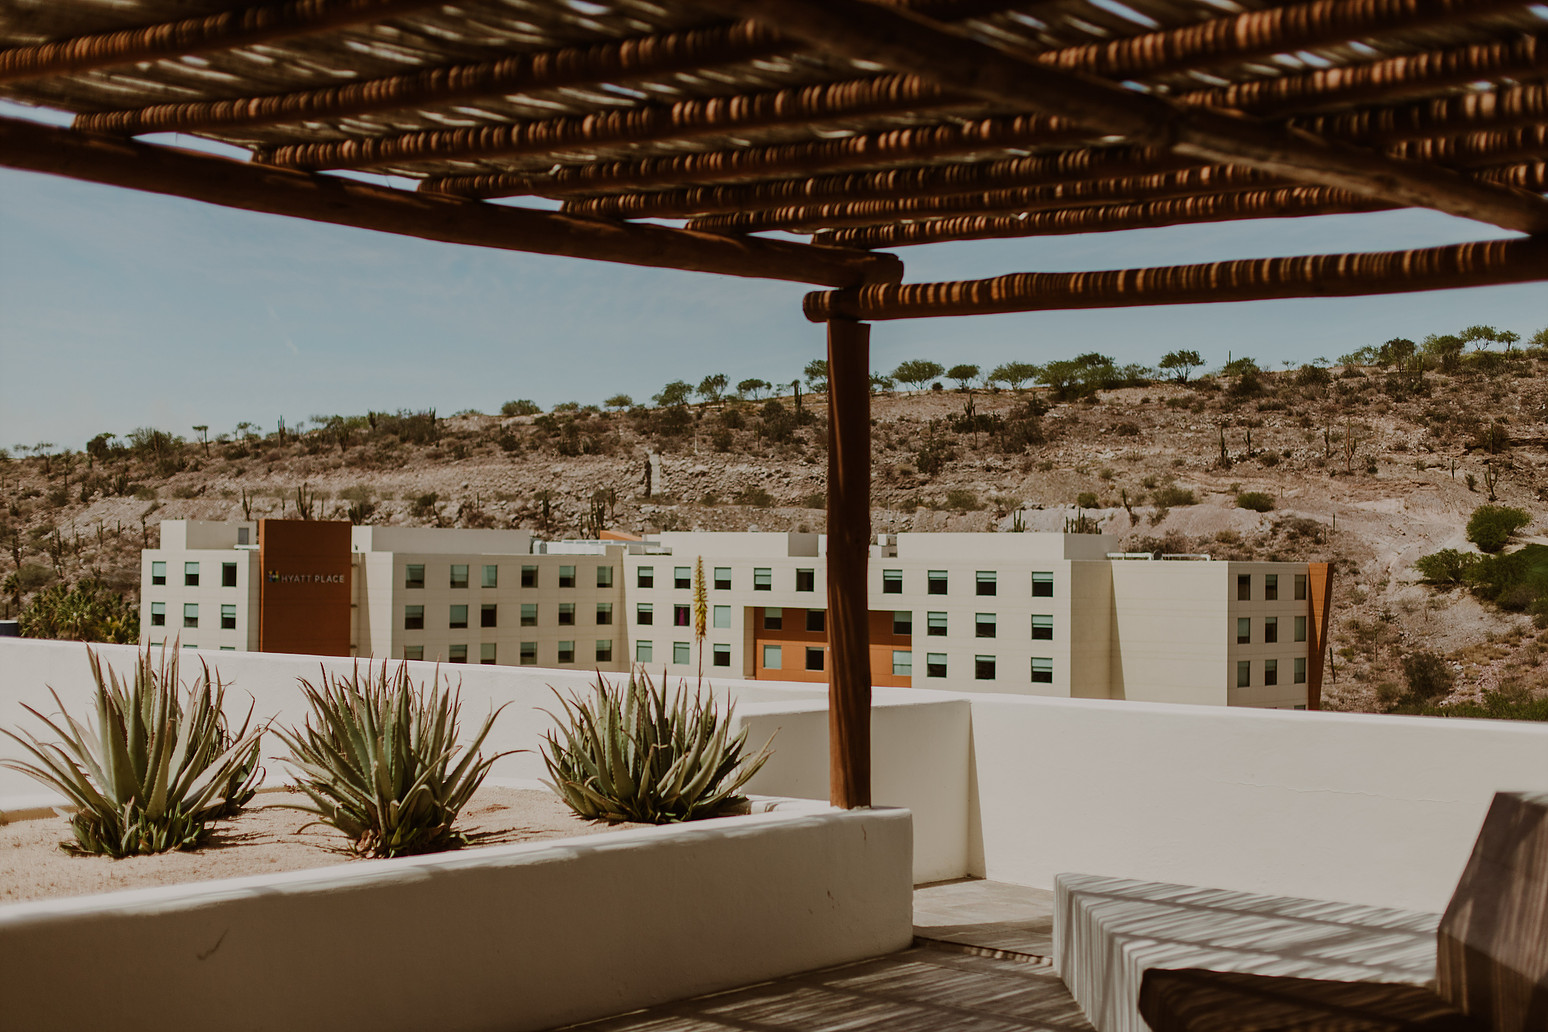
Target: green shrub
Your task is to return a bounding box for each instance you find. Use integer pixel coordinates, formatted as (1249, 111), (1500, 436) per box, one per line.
(1466, 504), (1531, 553)
(541, 670), (773, 824)
(1414, 548), (1480, 586)
(1463, 544), (1548, 611)
(277, 663), (509, 858)
(2, 646), (262, 857)
(735, 486), (774, 507)
(1152, 486), (1197, 507)
(500, 399), (540, 417)
(1235, 491), (1275, 513)
(1399, 649), (1454, 706)
(1075, 491), (1100, 509)
(946, 489), (983, 511)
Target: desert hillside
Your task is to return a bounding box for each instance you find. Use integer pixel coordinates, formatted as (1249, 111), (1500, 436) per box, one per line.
(5, 345), (1546, 715)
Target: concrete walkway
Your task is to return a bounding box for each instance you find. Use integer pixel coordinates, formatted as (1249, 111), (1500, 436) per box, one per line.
(560, 881), (1092, 1032)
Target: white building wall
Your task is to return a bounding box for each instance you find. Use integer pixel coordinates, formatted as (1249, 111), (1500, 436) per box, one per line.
(139, 540), (258, 653)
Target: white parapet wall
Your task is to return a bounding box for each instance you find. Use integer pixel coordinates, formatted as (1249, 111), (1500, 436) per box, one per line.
(0, 805), (915, 1032)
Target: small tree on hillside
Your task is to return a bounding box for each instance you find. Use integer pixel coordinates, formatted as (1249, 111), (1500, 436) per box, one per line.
(697, 373), (728, 407)
(1158, 349), (1202, 383)
(870, 372), (895, 394)
(736, 378), (770, 400)
(803, 359), (829, 393)
(990, 362), (1040, 390)
(893, 359), (944, 392)
(653, 380), (693, 408)
(603, 394), (633, 411)
(501, 399), (542, 416)
(946, 363), (979, 390)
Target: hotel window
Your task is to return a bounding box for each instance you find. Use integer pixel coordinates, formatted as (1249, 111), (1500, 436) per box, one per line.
(1295, 574), (1308, 601)
(1237, 617), (1251, 645)
(220, 646), (235, 652)
(1294, 657), (1307, 684)
(636, 603), (653, 626)
(1031, 657), (1053, 683)
(796, 568), (815, 592)
(596, 639), (613, 663)
(404, 605), (424, 630)
(976, 571), (996, 596)
(882, 569), (902, 594)
(713, 643), (731, 667)
(1237, 660), (1251, 687)
(520, 642), (537, 665)
(713, 605), (731, 629)
(1237, 574), (1252, 601)
(762, 644), (781, 670)
(714, 567), (732, 590)
(237, 527), (250, 545)
(448, 644), (468, 664)
(222, 562), (237, 588)
(597, 602), (613, 626)
(449, 605), (468, 629)
(558, 641), (575, 664)
(521, 603), (537, 627)
(481, 604), (497, 628)
(1031, 615), (1053, 640)
(636, 640), (653, 663)
(521, 565), (537, 588)
(805, 647), (824, 671)
(1032, 572), (1054, 597)
(674, 566), (691, 589)
(806, 609), (825, 633)
(764, 607), (783, 630)
(220, 604), (236, 630)
(975, 655), (996, 680)
(559, 566), (576, 588)
(637, 566), (654, 589)
(1264, 616), (1279, 644)
(927, 570), (948, 595)
(404, 645), (424, 661)
(185, 562), (199, 587)
(596, 566), (613, 588)
(184, 643), (197, 650)
(975, 613), (996, 638)
(674, 641), (691, 665)
(674, 604), (690, 627)
(151, 561), (166, 586)
(1264, 658), (1279, 686)
(482, 565), (498, 589)
(1265, 574), (1279, 601)
(1295, 616), (1307, 642)
(184, 603), (199, 628)
(405, 564), (424, 589)
(558, 603), (575, 626)
(927, 611), (947, 636)
(926, 653), (947, 678)
(893, 611), (912, 636)
(481, 643), (496, 665)
(892, 651), (912, 677)
(754, 568), (772, 591)
(150, 602), (165, 627)
(450, 565), (469, 589)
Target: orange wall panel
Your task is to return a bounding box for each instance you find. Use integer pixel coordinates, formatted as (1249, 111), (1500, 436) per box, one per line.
(258, 519), (352, 656)
(750, 607), (912, 687)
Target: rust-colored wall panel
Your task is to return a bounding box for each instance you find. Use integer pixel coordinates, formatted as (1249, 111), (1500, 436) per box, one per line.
(751, 607), (912, 687)
(258, 519), (352, 656)
(1305, 561), (1334, 710)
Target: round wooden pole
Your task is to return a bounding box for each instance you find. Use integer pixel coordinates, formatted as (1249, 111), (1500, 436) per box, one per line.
(826, 316), (872, 809)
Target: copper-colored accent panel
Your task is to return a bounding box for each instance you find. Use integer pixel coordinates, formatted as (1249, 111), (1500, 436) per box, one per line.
(752, 607), (910, 687)
(258, 519), (352, 656)
(1305, 562), (1334, 710)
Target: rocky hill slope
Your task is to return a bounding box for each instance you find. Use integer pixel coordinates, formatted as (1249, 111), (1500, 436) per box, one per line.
(5, 355), (1546, 714)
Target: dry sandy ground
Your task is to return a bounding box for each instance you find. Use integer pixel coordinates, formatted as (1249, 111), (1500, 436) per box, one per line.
(0, 786), (631, 903)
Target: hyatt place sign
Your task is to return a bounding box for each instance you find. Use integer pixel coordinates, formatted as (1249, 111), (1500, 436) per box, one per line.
(267, 571), (346, 584)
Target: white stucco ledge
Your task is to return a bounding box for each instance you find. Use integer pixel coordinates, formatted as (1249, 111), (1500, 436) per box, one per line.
(0, 804), (915, 1032)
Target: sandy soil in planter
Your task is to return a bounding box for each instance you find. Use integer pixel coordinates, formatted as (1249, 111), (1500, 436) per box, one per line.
(0, 786), (636, 903)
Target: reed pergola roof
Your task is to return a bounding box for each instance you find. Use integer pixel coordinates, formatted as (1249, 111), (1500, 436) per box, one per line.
(2, 0), (1544, 805)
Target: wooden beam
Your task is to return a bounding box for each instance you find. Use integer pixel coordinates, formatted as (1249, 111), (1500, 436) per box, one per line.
(815, 162), (1546, 248)
(0, 117), (901, 289)
(0, 0), (440, 84)
(802, 237), (1548, 321)
(825, 316), (872, 810)
(423, 30), (1548, 199)
(690, 0), (1548, 234)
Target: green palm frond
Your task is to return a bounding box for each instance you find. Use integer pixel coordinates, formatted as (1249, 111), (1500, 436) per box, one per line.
(540, 669), (774, 824)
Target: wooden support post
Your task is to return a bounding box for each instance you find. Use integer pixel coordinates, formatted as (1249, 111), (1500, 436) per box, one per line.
(826, 316), (871, 809)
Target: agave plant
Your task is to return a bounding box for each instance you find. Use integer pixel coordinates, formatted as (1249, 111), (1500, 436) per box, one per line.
(2, 645), (264, 857)
(276, 662), (510, 858)
(541, 669), (774, 824)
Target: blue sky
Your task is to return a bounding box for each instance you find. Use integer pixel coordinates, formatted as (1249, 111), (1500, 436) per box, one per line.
(2, 133), (1544, 450)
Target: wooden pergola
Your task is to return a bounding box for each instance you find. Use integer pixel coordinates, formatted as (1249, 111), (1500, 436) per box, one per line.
(4, 0), (1546, 808)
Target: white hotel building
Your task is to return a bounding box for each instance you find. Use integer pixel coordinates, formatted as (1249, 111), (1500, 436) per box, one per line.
(142, 520), (1328, 709)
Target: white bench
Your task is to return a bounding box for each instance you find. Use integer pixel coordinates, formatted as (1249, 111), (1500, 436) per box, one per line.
(1053, 873), (1440, 1032)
